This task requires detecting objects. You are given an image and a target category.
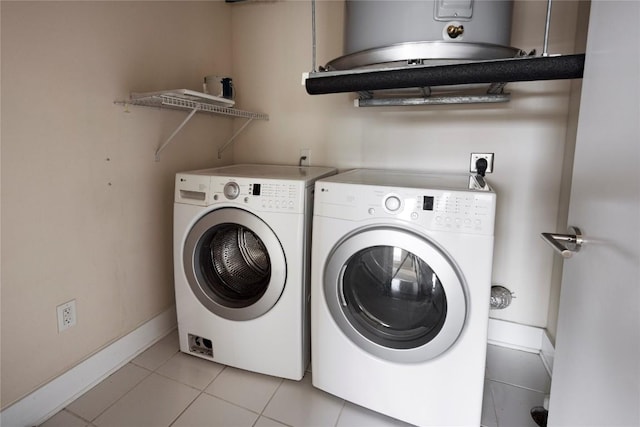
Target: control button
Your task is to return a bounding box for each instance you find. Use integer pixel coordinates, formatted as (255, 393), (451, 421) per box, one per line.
(384, 196), (402, 212)
(411, 212), (419, 220)
(213, 194), (219, 201)
(244, 197), (249, 203)
(223, 182), (240, 200)
(475, 219), (482, 226)
(368, 208), (376, 215)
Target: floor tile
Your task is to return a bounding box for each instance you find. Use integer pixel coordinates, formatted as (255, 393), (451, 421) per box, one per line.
(66, 363), (150, 421)
(157, 351), (225, 390)
(485, 345), (551, 393)
(38, 340), (555, 427)
(263, 373), (344, 427)
(39, 409), (90, 427)
(131, 330), (179, 371)
(172, 393), (259, 427)
(337, 401), (415, 427)
(205, 366), (282, 413)
(254, 417), (289, 427)
(93, 373), (199, 427)
(490, 380), (547, 427)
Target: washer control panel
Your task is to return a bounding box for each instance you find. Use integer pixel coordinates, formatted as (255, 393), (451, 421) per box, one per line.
(315, 182), (496, 235)
(174, 172), (305, 213)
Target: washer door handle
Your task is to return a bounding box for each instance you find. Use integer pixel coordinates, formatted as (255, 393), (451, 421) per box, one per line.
(541, 226), (584, 258)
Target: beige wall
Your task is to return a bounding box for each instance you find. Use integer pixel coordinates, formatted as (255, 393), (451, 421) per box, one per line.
(230, 0), (585, 334)
(1, 1), (234, 408)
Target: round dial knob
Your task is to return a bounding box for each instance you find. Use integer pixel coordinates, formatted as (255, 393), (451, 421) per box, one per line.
(223, 182), (240, 200)
(384, 195), (402, 212)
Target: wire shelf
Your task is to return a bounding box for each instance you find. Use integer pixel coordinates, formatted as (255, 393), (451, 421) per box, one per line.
(121, 93), (269, 120)
(114, 90), (269, 160)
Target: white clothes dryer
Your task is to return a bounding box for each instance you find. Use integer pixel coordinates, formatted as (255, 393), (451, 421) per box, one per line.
(174, 164), (336, 380)
(311, 169), (496, 426)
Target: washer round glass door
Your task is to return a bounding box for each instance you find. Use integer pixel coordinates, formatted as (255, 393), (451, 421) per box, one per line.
(324, 226), (467, 363)
(183, 208), (286, 321)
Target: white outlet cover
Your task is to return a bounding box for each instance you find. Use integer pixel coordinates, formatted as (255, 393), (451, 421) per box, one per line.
(300, 149), (311, 166)
(470, 153), (494, 174)
(57, 300), (77, 332)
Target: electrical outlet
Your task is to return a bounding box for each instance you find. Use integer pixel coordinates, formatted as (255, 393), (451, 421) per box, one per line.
(57, 300), (77, 332)
(470, 153), (494, 174)
(300, 149), (311, 166)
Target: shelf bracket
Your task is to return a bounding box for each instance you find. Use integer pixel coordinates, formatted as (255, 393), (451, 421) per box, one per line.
(154, 107), (198, 161)
(217, 118), (255, 159)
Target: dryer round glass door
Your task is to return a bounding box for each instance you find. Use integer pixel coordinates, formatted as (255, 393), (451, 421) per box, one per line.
(183, 208), (286, 321)
(324, 226), (467, 363)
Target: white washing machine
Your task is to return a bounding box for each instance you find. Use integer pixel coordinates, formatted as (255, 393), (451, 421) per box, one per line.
(174, 164), (336, 380)
(311, 169), (496, 426)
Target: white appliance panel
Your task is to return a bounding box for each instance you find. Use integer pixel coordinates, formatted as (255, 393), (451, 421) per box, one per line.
(311, 169), (495, 426)
(174, 164), (336, 380)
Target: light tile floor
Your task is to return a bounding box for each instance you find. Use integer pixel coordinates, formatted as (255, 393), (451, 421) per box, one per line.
(40, 330), (550, 427)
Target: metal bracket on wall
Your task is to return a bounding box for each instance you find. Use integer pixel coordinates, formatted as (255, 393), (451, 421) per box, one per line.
(355, 86), (511, 107)
(154, 107), (198, 161)
(114, 92), (268, 161)
(216, 118), (255, 159)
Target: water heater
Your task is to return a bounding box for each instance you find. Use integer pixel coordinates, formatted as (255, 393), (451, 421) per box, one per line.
(326, 0), (521, 71)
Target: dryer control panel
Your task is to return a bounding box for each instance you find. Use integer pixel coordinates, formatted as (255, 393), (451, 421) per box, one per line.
(315, 182), (496, 235)
(414, 190), (495, 235)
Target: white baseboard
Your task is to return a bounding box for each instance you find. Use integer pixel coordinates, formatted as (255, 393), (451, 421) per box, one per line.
(540, 330), (555, 376)
(488, 318), (545, 353)
(487, 318), (555, 377)
(0, 306), (177, 427)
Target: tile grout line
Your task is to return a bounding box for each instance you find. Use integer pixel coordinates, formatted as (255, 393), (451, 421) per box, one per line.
(166, 387), (204, 427)
(486, 377), (550, 395)
(487, 378), (500, 427)
(165, 359), (228, 427)
(334, 400), (348, 427)
(252, 377), (290, 426)
(147, 346), (192, 427)
(255, 376), (285, 420)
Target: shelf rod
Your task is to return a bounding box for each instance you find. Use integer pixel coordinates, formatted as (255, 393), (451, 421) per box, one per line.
(542, 0), (553, 56)
(217, 118), (255, 159)
(154, 107), (199, 161)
